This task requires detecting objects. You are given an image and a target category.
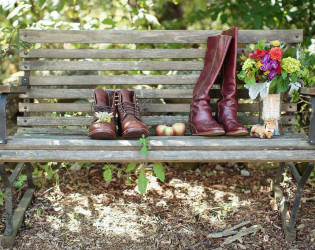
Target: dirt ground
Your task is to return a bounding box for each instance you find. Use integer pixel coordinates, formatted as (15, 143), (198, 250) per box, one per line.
(1, 162), (315, 250)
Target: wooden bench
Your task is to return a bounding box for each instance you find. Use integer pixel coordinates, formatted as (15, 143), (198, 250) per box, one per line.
(0, 29), (314, 247)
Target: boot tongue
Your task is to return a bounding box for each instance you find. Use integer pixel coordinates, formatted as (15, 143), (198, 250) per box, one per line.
(94, 89), (108, 106)
(120, 89), (132, 103)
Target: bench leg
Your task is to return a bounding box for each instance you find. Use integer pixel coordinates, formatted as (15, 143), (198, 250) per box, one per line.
(287, 163), (314, 237)
(274, 162), (314, 242)
(0, 163), (13, 236)
(0, 162), (35, 248)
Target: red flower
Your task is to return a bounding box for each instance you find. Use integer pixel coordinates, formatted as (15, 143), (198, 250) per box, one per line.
(256, 49), (267, 58)
(269, 47), (283, 60)
(248, 49), (266, 59)
(276, 61), (282, 74)
(248, 52), (256, 58)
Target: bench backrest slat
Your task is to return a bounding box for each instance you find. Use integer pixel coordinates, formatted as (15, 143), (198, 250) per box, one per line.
(18, 103), (296, 113)
(20, 61), (204, 71)
(20, 49), (206, 59)
(17, 116), (295, 127)
(19, 89), (250, 99)
(20, 30), (303, 43)
(20, 75), (200, 86)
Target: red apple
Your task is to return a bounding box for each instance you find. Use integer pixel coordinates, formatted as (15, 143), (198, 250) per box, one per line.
(156, 125), (168, 136)
(172, 123), (186, 136)
(164, 127), (175, 136)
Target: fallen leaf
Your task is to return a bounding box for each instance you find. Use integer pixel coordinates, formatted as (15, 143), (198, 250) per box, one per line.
(270, 199), (278, 211)
(211, 185), (227, 190)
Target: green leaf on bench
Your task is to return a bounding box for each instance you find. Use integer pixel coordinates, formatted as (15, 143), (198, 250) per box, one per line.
(153, 163), (165, 182)
(141, 145), (148, 156)
(138, 171), (148, 195)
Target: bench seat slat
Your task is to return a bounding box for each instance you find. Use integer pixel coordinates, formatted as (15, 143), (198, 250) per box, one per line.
(0, 149), (313, 163)
(21, 75), (200, 86)
(2, 135), (312, 151)
(18, 103), (297, 113)
(20, 49), (206, 59)
(19, 88), (250, 99)
(20, 61), (204, 71)
(19, 30), (303, 44)
(17, 115), (295, 126)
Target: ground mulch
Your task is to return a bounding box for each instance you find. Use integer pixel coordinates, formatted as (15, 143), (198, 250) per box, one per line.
(1, 163), (314, 249)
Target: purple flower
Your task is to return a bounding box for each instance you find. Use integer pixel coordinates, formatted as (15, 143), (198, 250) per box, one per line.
(269, 60), (278, 69)
(260, 54), (272, 71)
(268, 69), (277, 80)
(261, 54), (270, 64)
(261, 64), (270, 71)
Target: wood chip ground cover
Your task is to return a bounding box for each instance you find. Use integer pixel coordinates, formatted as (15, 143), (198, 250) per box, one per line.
(0, 163), (314, 249)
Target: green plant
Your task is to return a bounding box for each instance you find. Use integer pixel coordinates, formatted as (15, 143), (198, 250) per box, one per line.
(14, 174), (27, 189)
(32, 162), (60, 187)
(102, 135), (165, 194)
(137, 134), (151, 156)
(36, 209), (41, 217)
(0, 190), (5, 205)
(103, 164), (114, 182)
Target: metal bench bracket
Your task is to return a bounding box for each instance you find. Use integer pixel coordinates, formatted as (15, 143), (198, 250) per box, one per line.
(0, 94), (8, 144)
(308, 96), (315, 145)
(274, 162), (314, 242)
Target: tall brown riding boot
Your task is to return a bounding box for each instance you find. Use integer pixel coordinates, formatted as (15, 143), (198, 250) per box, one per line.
(189, 35), (232, 136)
(217, 27), (248, 136)
(117, 89), (149, 139)
(88, 89), (117, 139)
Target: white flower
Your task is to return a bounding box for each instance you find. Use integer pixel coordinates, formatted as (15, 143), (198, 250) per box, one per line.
(309, 39), (315, 55)
(95, 112), (114, 124)
(308, 44), (315, 55)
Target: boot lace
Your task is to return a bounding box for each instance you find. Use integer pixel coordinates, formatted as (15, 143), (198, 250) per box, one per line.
(117, 101), (140, 121)
(92, 103), (114, 113)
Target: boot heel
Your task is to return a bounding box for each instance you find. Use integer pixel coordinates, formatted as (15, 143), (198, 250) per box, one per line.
(189, 123), (198, 135)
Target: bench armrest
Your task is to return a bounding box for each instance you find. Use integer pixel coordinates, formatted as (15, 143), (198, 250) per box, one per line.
(300, 87), (315, 96)
(300, 87), (315, 145)
(0, 85), (28, 94)
(0, 85), (27, 144)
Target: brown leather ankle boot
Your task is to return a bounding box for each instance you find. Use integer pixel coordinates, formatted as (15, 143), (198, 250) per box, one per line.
(217, 27), (248, 136)
(88, 89), (117, 139)
(189, 35), (232, 136)
(117, 89), (149, 139)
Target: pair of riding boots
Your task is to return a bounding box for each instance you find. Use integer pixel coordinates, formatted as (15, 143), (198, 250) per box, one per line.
(89, 89), (149, 139)
(189, 27), (248, 136)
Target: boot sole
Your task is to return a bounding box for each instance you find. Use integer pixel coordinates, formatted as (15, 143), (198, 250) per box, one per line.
(225, 130), (248, 136)
(88, 129), (117, 140)
(189, 123), (225, 136)
(122, 128), (149, 139)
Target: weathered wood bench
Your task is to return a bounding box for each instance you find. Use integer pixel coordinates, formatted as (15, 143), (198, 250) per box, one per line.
(0, 29), (314, 247)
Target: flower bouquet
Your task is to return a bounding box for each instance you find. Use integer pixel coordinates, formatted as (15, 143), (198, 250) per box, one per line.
(237, 40), (315, 135)
(237, 40), (314, 101)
